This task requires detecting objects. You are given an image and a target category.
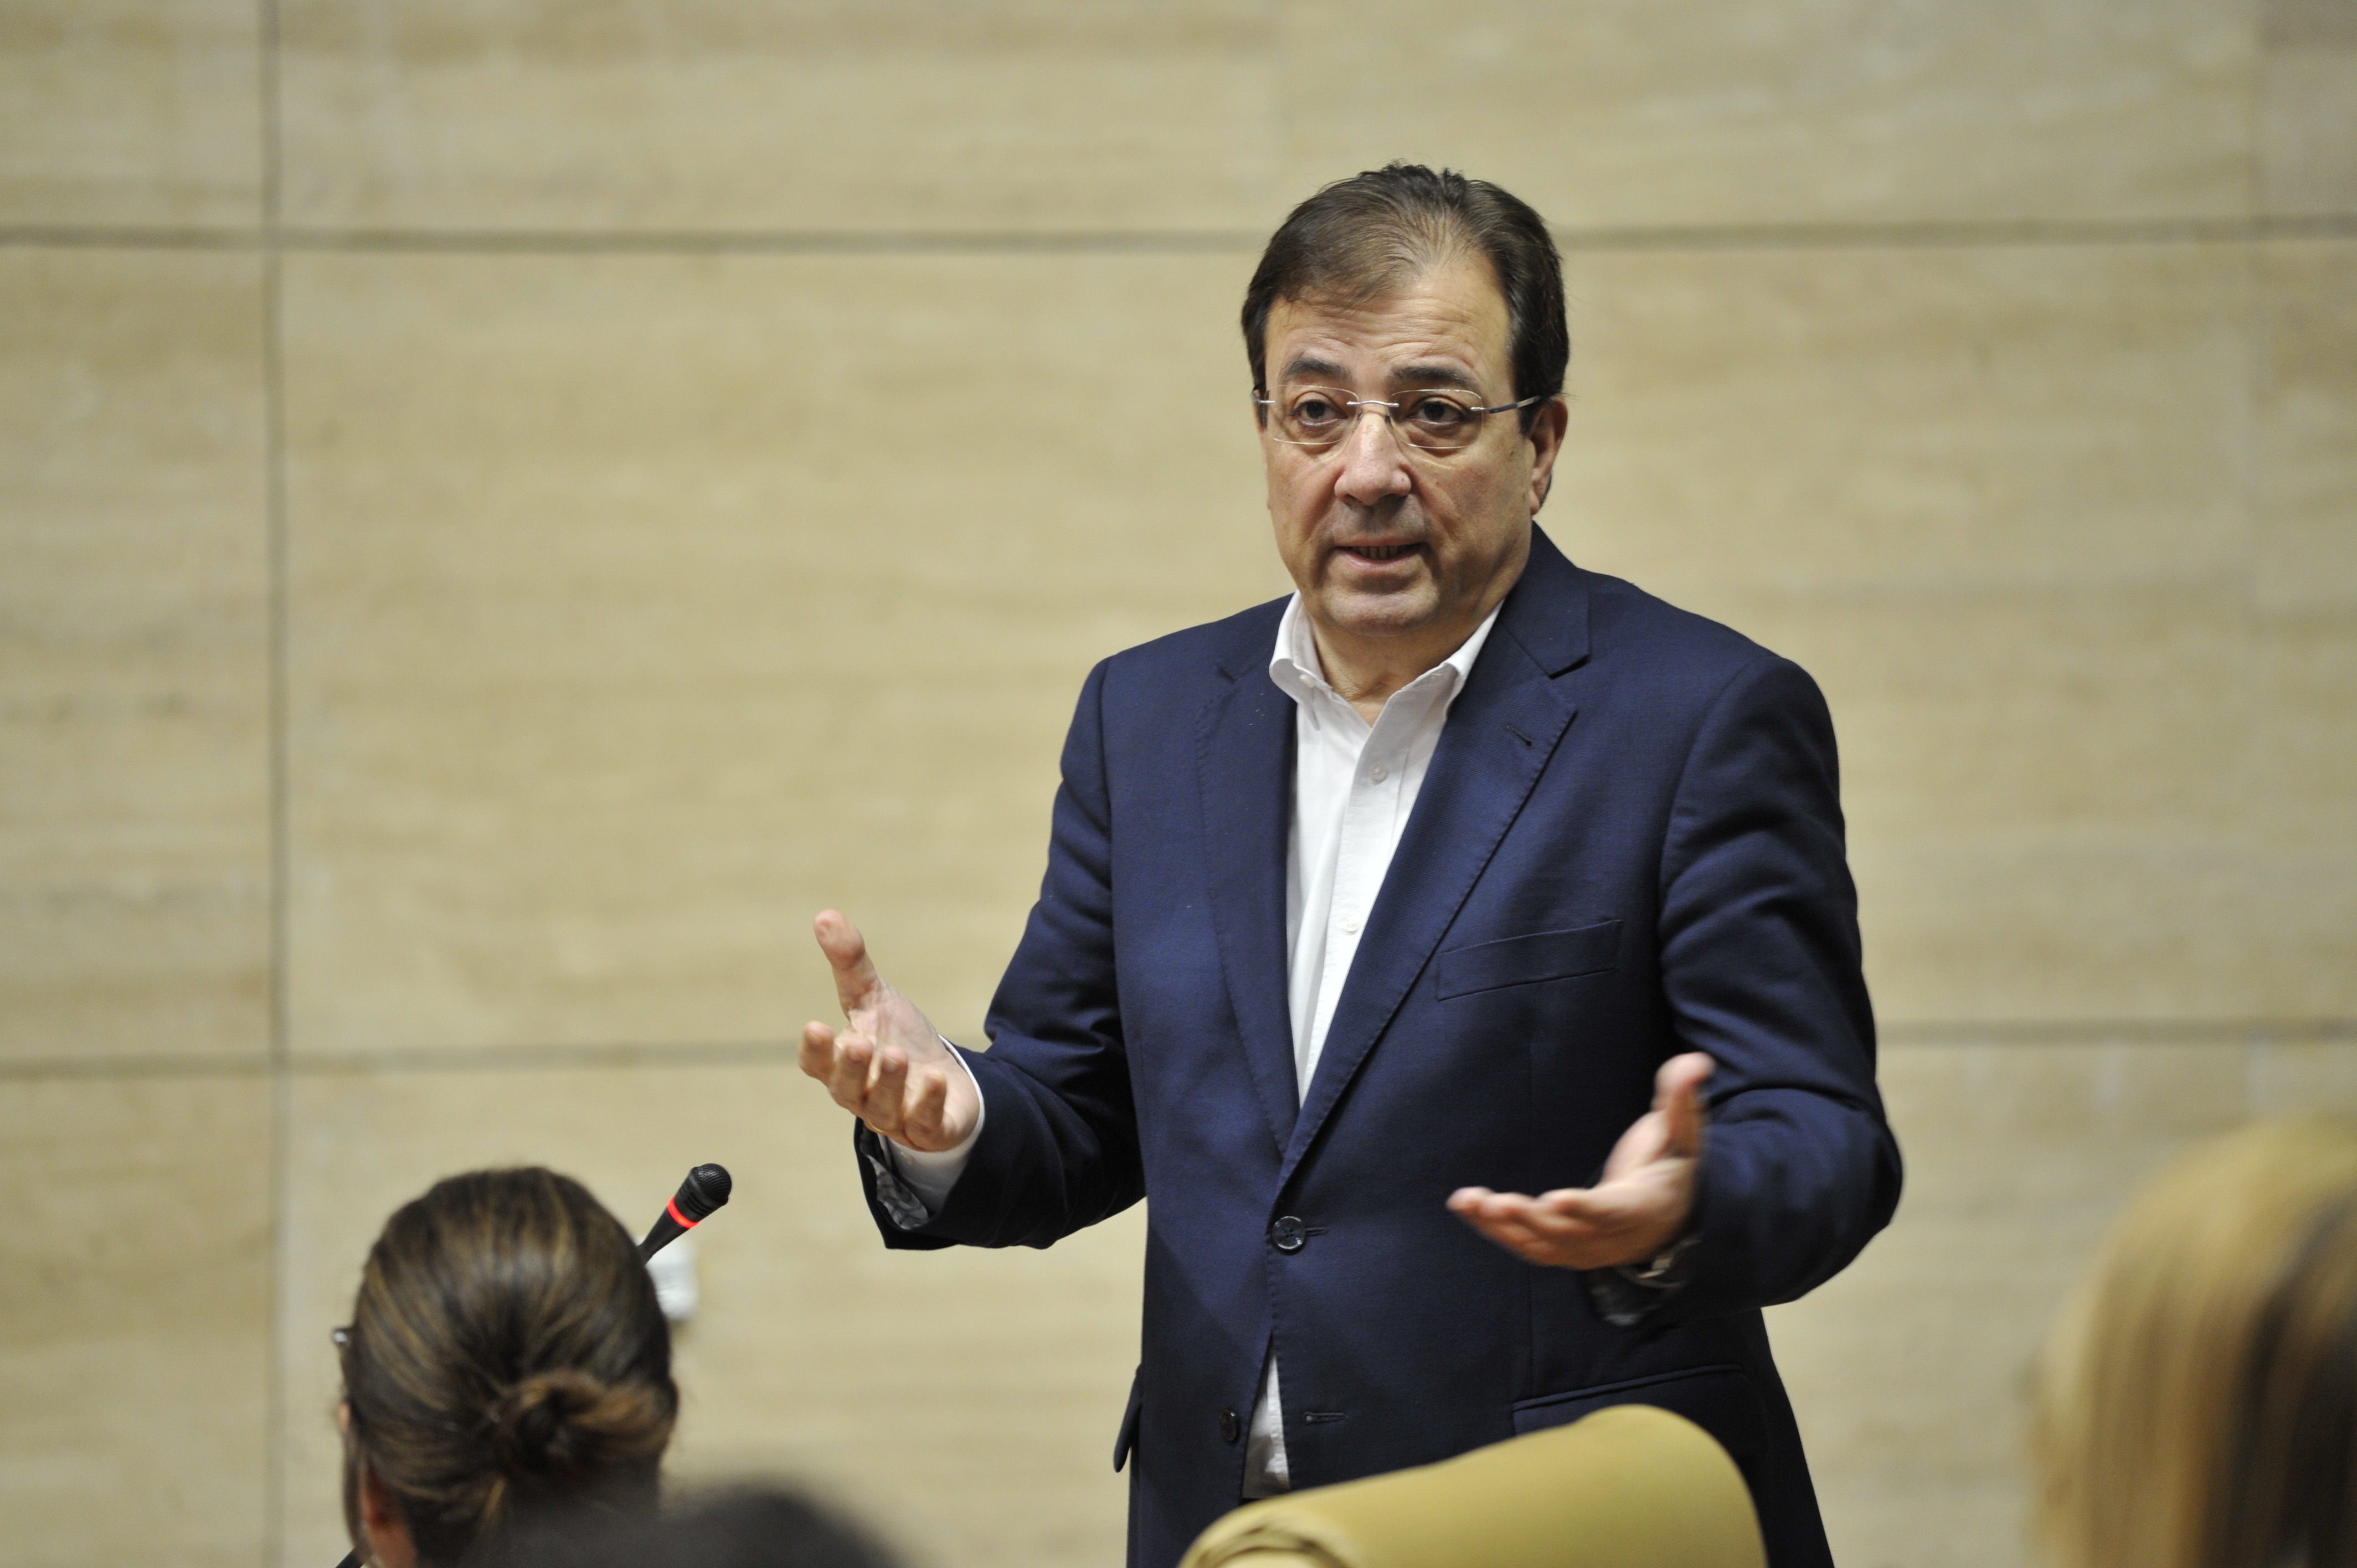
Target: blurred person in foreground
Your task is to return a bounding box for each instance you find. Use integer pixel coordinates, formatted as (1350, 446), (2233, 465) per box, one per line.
(334, 1168), (676, 1568)
(519, 1486), (904, 1568)
(799, 163), (1901, 1568)
(2036, 1117), (2357, 1568)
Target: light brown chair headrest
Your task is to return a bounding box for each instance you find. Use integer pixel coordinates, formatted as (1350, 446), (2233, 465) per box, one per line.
(1179, 1404), (1767, 1568)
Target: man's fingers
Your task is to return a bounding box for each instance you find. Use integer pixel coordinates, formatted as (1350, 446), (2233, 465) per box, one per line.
(824, 1028), (877, 1112)
(1504, 1188), (1633, 1240)
(1476, 1215), (1555, 1256)
(1451, 1198), (1555, 1254)
(904, 1067), (951, 1145)
(1458, 1189), (1610, 1242)
(1654, 1051), (1714, 1158)
(1450, 1189), (1540, 1247)
(798, 1020), (837, 1081)
(804, 1019), (891, 1122)
(812, 909), (886, 1015)
(867, 1048), (912, 1134)
(1532, 1185), (1650, 1234)
(1450, 1188), (1637, 1268)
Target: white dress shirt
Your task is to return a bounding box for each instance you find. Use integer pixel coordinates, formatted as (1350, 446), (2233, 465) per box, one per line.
(885, 592), (1500, 1499)
(1243, 593), (1497, 1494)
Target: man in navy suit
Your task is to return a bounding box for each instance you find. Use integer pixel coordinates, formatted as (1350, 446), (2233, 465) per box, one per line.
(799, 165), (1900, 1568)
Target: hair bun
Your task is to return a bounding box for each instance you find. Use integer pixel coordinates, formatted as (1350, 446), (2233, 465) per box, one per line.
(488, 1368), (671, 1484)
(490, 1370), (603, 1477)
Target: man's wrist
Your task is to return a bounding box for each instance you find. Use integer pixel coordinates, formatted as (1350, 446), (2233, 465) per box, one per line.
(1582, 1230), (1700, 1327)
(869, 1039), (985, 1221)
(886, 1036), (985, 1164)
(1620, 1231), (1698, 1287)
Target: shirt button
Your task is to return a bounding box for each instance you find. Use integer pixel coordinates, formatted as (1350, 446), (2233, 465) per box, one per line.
(1368, 764), (1388, 782)
(1270, 1216), (1309, 1253)
(1341, 915), (1360, 934)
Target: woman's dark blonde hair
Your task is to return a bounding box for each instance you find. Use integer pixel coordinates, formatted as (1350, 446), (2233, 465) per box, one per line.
(337, 1167), (677, 1566)
(2035, 1117), (2357, 1568)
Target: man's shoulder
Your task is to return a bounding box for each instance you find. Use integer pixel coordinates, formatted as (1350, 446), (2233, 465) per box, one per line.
(1100, 595), (1290, 687)
(1506, 527), (1797, 695)
(1530, 557), (1823, 724)
(1581, 570), (1777, 673)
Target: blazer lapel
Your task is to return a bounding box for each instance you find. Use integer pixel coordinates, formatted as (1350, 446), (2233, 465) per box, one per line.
(1196, 651), (1301, 1156)
(1280, 533), (1591, 1182)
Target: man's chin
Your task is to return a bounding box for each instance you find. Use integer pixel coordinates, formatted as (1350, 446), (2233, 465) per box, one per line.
(1306, 586), (1444, 644)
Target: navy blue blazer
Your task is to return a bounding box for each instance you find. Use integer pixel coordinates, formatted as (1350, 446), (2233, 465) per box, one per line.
(857, 527), (1901, 1568)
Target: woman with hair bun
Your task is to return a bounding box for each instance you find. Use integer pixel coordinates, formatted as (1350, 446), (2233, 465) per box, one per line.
(334, 1167), (677, 1568)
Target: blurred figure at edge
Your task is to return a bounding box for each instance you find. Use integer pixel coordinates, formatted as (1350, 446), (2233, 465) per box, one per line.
(2036, 1117), (2357, 1568)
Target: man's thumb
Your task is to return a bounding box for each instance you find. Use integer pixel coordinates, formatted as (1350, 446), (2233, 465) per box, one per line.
(1659, 1052), (1713, 1156)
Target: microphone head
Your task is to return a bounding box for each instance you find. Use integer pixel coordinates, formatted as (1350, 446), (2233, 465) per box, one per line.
(674, 1163), (733, 1223)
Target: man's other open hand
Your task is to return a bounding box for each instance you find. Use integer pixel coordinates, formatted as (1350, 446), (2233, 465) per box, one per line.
(1445, 1051), (1711, 1271)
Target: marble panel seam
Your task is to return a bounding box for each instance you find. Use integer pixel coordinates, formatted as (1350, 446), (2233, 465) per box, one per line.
(261, 4), (292, 1554)
(1880, 1018), (2357, 1045)
(0, 1055), (273, 1081)
(1, 214), (2351, 259)
(9, 1026), (2356, 1084)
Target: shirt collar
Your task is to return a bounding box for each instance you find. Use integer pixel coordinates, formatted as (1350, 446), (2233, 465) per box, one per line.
(1267, 593), (1502, 720)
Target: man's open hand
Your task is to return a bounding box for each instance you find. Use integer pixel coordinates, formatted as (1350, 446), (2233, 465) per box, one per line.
(799, 910), (981, 1154)
(1446, 1052), (1712, 1271)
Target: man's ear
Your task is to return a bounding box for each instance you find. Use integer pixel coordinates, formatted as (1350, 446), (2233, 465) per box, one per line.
(358, 1461), (418, 1568)
(1526, 395), (1570, 517)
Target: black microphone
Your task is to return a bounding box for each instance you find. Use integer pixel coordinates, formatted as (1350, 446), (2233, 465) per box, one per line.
(637, 1163), (732, 1261)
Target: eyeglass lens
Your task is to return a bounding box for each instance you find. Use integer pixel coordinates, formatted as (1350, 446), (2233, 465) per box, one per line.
(1268, 389), (1489, 451)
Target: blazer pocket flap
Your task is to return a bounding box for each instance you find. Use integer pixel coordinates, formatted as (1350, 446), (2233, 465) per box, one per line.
(1436, 920), (1622, 1000)
(1510, 1365), (1767, 1466)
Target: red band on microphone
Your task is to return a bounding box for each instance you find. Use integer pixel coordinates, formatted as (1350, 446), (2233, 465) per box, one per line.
(666, 1196), (700, 1229)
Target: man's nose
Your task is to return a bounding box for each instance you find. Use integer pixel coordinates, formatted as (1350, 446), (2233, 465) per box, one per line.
(1332, 406), (1413, 505)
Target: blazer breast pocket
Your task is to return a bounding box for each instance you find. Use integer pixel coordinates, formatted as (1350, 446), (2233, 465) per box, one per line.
(1435, 919), (1622, 1000)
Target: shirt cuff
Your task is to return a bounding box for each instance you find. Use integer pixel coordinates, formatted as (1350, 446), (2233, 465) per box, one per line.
(871, 1041), (985, 1222)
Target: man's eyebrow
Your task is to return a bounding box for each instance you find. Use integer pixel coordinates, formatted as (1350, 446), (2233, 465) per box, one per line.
(1389, 363), (1481, 391)
(1278, 354), (1347, 384)
(1276, 355), (1485, 390)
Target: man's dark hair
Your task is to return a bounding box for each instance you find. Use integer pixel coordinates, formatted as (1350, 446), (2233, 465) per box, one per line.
(1241, 163), (1568, 431)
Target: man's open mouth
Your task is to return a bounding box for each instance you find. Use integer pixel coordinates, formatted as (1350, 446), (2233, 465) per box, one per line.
(1341, 543), (1418, 561)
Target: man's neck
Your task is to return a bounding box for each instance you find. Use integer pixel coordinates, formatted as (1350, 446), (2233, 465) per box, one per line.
(1309, 617), (1482, 725)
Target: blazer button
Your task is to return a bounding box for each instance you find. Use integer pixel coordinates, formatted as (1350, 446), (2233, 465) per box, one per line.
(1220, 1408), (1242, 1445)
(1269, 1215), (1308, 1253)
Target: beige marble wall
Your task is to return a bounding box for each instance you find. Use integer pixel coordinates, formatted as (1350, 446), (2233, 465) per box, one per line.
(0, 1), (262, 228)
(0, 247), (271, 1062)
(0, 1072), (274, 1568)
(3, 4), (2353, 1567)
(2262, 0), (2357, 215)
(277, 248), (1275, 1057)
